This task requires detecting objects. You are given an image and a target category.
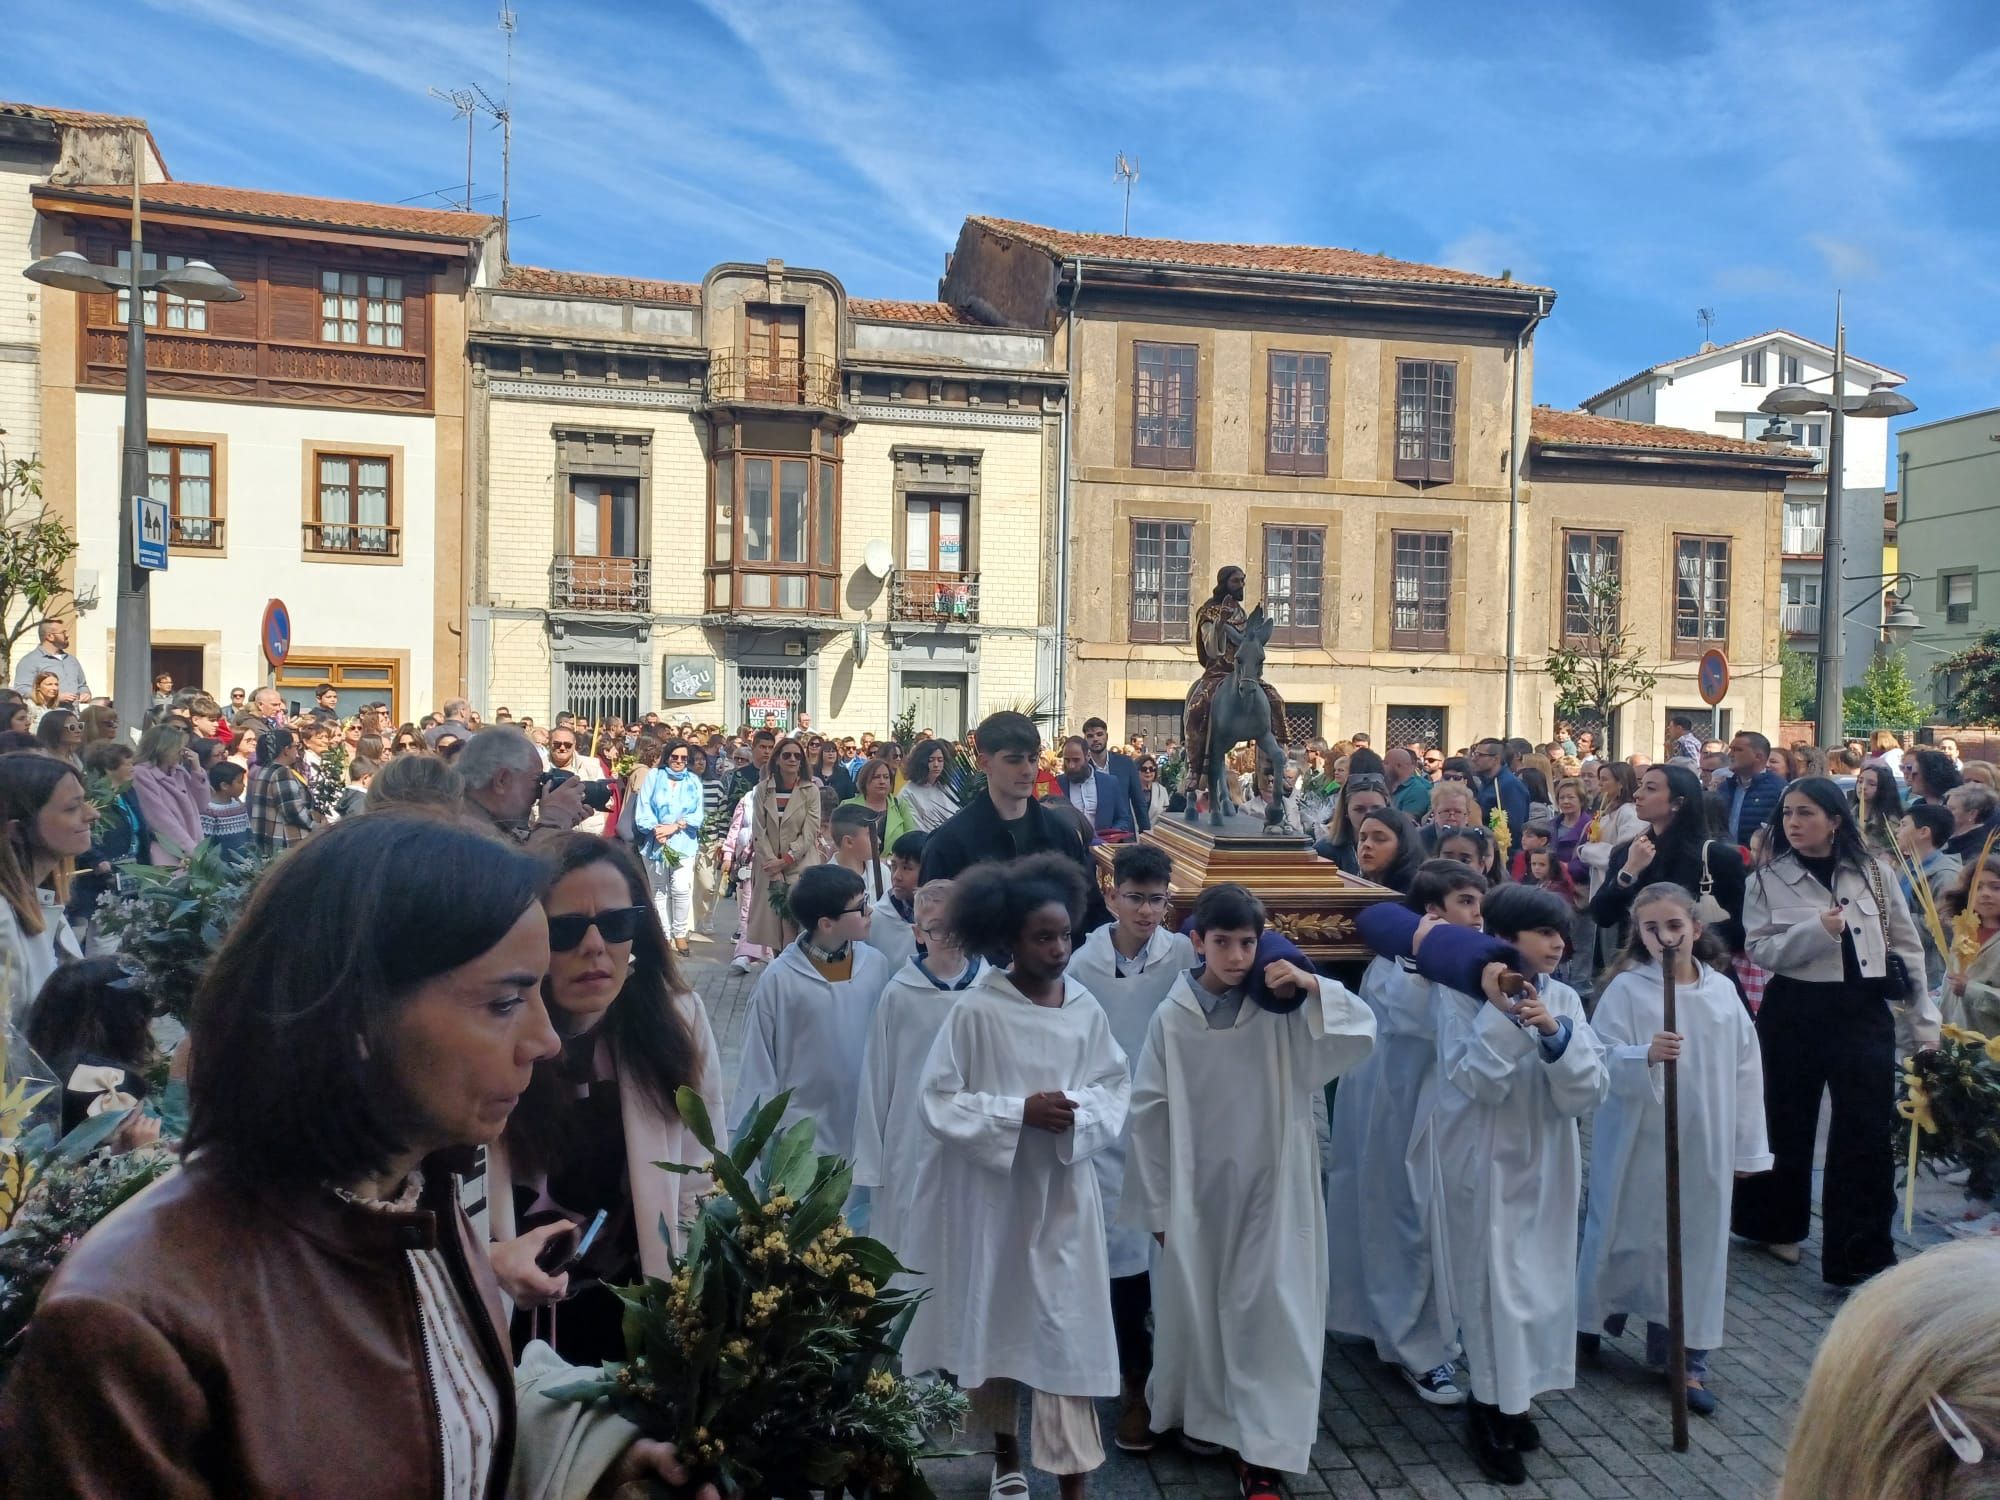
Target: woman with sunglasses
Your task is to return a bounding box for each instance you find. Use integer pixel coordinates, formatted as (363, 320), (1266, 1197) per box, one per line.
(745, 735), (821, 953)
(1135, 755), (1171, 826)
(486, 835), (723, 1365)
(387, 722), (426, 758)
(1315, 774), (1392, 875)
(633, 738), (705, 956)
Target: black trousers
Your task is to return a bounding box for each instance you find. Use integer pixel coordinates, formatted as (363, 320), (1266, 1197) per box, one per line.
(1731, 976), (1897, 1285)
(1110, 1271), (1151, 1380)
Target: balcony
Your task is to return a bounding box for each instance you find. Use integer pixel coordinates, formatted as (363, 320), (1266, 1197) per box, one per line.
(553, 554), (652, 612)
(1781, 602), (1821, 634)
(1782, 525), (1824, 556)
(303, 521), (400, 558)
(169, 515), (224, 550)
(704, 351), (841, 410)
(891, 570), (980, 625)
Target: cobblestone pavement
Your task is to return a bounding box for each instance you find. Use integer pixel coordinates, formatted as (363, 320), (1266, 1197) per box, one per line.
(679, 900), (1955, 1500)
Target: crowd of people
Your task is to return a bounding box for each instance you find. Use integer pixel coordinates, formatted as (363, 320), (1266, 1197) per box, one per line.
(1, 660), (1998, 1497)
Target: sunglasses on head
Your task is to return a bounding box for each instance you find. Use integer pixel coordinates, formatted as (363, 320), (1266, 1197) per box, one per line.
(547, 905), (648, 951)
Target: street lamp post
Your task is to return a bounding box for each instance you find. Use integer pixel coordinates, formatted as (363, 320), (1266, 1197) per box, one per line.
(22, 127), (240, 729)
(1758, 293), (1916, 747)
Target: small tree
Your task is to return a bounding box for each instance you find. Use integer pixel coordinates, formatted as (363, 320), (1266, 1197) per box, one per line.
(1934, 629), (2000, 726)
(1844, 649), (1926, 735)
(1545, 574), (1657, 757)
(1779, 645), (1818, 723)
(0, 457), (80, 681)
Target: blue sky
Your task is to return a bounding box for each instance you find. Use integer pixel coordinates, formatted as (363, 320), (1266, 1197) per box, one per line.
(10, 0), (1999, 436)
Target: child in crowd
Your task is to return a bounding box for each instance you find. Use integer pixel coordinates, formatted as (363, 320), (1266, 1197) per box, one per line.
(1434, 824), (1507, 887)
(336, 757), (374, 820)
(1578, 882), (1770, 1417)
(864, 830), (926, 975)
(1506, 821), (1553, 882)
(1431, 883), (1607, 1486)
(201, 759), (253, 863)
(851, 878), (979, 1281)
(1122, 884), (1377, 1497)
(1327, 859), (1487, 1406)
(901, 855), (1130, 1500)
(1943, 853), (2000, 1035)
(21, 955), (162, 1145)
(733, 863), (889, 1174)
(828, 803), (887, 901)
(1063, 843), (1195, 1453)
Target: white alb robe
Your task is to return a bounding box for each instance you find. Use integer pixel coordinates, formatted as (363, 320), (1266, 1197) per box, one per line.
(850, 955), (981, 1279)
(1324, 956), (1455, 1372)
(732, 939), (890, 1166)
(863, 891), (917, 975)
(900, 968), (1130, 1397)
(1577, 964), (1772, 1350)
(1432, 976), (1608, 1413)
(1065, 923), (1196, 1279)
(1121, 970), (1377, 1473)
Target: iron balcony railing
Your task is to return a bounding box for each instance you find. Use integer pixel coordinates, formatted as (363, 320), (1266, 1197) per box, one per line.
(704, 351), (841, 409)
(891, 570), (979, 624)
(552, 554), (652, 612)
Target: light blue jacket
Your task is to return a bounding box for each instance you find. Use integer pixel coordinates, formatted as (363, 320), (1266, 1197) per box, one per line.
(634, 767), (705, 862)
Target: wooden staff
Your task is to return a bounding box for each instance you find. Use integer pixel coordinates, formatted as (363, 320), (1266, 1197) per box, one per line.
(1660, 935), (1689, 1452)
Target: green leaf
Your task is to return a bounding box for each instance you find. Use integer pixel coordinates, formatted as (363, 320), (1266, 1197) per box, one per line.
(841, 1235), (909, 1282)
(706, 1146), (761, 1212)
(673, 1084), (716, 1151)
(49, 1107), (132, 1165)
(786, 1162), (854, 1247)
(764, 1118), (819, 1198)
(730, 1092), (792, 1173)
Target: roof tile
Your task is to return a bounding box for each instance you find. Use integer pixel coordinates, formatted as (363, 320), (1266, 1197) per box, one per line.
(500, 263), (699, 306)
(0, 99), (149, 131)
(38, 181), (492, 240)
(848, 297), (979, 325)
(1530, 405), (1803, 458)
(969, 215), (1548, 292)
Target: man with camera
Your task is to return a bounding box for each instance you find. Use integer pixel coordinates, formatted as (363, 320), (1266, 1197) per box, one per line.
(544, 724), (612, 834)
(457, 726), (601, 850)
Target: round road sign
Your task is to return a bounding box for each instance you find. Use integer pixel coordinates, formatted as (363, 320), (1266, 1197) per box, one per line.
(1698, 648), (1729, 707)
(261, 598), (292, 671)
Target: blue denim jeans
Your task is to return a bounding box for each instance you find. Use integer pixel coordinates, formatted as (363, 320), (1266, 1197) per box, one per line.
(1603, 1313), (1709, 1379)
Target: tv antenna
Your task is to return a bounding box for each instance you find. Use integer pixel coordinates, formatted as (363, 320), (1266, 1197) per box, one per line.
(1696, 307), (1716, 348)
(427, 87), (479, 211)
(1114, 151), (1139, 237)
(426, 6), (517, 254)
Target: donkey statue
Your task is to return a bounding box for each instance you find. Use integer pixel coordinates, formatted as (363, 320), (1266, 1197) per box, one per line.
(1188, 605), (1289, 829)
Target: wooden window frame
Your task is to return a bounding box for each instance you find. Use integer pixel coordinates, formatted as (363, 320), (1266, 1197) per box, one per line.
(116, 250), (207, 331)
(1266, 351), (1329, 477)
(904, 494), (968, 573)
(1672, 533), (1731, 658)
(301, 442), (404, 565)
(705, 441), (842, 614)
(319, 268), (406, 348)
(1261, 523), (1325, 647)
(1393, 359), (1456, 484)
(275, 652), (405, 724)
(1560, 529), (1622, 644)
(744, 303), (807, 402)
(1389, 529), (1452, 650)
(1132, 341), (1197, 470)
(1129, 519), (1194, 643)
(567, 477), (641, 558)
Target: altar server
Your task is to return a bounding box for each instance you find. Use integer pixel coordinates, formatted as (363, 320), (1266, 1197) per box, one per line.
(1121, 883), (1377, 1497)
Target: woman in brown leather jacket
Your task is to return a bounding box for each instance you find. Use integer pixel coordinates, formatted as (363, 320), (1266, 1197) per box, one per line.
(0, 813), (712, 1499)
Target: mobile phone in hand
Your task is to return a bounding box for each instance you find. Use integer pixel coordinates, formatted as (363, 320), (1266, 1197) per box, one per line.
(534, 1209), (607, 1276)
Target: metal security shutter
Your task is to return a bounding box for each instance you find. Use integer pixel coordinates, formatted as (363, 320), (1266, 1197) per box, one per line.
(564, 662), (640, 727)
(1125, 698), (1185, 750)
(1283, 704), (1321, 747)
(739, 667), (805, 731)
(1668, 705), (1731, 743)
(1386, 705), (1446, 754)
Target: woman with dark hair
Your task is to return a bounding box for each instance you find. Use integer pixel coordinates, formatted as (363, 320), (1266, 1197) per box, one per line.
(0, 815), (715, 1496)
(0, 751), (90, 1011)
(1733, 778), (1931, 1285)
(486, 835), (723, 1364)
(1906, 747), (1962, 809)
(1854, 761), (1904, 854)
(1352, 806), (1425, 893)
(34, 707), (83, 769)
(1588, 764), (1747, 957)
(745, 734), (819, 952)
(811, 736), (856, 801)
(21, 954), (160, 1143)
(1315, 773), (1391, 875)
(898, 737), (959, 833)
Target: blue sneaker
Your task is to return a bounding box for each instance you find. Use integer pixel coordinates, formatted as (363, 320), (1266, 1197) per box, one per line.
(1685, 1381), (1718, 1417)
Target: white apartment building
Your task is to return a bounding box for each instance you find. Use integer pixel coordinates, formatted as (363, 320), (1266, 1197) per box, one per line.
(1583, 329), (1907, 686)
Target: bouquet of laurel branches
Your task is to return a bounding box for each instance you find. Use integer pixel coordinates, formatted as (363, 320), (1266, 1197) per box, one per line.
(1899, 1025), (2000, 1205)
(548, 1088), (965, 1499)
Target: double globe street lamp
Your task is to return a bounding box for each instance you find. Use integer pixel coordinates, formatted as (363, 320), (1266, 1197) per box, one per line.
(1757, 292), (1917, 747)
(23, 171), (241, 728)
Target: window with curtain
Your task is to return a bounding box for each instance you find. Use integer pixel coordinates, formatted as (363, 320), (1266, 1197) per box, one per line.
(1266, 352), (1329, 476)
(708, 448), (841, 613)
(321, 270), (404, 347)
(1561, 530), (1621, 641)
(312, 454), (394, 555)
(569, 479), (639, 557)
(1674, 535), (1730, 653)
(117, 251), (205, 330)
(1129, 520), (1193, 641)
(1390, 530), (1451, 649)
(1132, 342), (1197, 469)
(1394, 360), (1456, 483)
(1262, 524), (1324, 646)
(149, 442), (218, 548)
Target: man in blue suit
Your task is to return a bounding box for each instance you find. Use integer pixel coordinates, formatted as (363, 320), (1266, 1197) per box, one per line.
(1059, 734), (1135, 844)
(1082, 715), (1151, 833)
(1710, 729), (1787, 846)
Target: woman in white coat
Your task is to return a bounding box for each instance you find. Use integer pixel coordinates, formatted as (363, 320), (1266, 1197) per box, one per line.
(484, 835), (725, 1365)
(1574, 760), (1642, 970)
(0, 753), (90, 1024)
(1732, 776), (1932, 1289)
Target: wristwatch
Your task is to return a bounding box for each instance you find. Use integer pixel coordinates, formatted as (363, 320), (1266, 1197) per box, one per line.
(1616, 869), (1638, 887)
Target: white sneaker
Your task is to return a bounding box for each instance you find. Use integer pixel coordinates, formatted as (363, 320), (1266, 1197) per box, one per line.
(1401, 1363), (1466, 1406)
(728, 956), (752, 974)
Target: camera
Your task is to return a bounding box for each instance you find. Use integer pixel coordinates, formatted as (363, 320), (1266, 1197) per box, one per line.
(538, 769), (614, 813)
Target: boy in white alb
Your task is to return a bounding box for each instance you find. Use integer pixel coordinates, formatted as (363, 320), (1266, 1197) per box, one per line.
(1430, 883), (1608, 1487)
(1121, 883), (1377, 1498)
(863, 830), (926, 975)
(1063, 843), (1194, 1454)
(851, 879), (980, 1279)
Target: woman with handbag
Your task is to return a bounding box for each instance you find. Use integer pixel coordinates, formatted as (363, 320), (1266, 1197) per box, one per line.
(1588, 764), (1747, 958)
(745, 736), (821, 953)
(1730, 776), (1934, 1287)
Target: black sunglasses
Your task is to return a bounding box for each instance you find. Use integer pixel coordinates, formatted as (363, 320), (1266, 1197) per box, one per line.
(547, 905), (648, 951)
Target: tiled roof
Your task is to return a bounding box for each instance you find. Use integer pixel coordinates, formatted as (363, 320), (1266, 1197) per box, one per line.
(1530, 405), (1804, 459)
(500, 263), (699, 305)
(968, 215), (1549, 292)
(0, 100), (149, 131)
(848, 297), (979, 325)
(37, 181), (493, 240)
(1579, 327), (1907, 409)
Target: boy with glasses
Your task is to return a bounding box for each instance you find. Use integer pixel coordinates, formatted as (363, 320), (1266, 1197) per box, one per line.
(1064, 843), (1194, 1454)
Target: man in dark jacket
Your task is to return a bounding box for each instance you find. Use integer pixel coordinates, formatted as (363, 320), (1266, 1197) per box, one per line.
(1470, 737), (1530, 836)
(1712, 730), (1788, 846)
(921, 710), (1109, 929)
(1081, 715), (1150, 834)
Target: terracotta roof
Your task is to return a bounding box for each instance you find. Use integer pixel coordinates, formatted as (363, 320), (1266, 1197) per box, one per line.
(500, 263), (698, 306)
(848, 297), (979, 325)
(1530, 406), (1806, 459)
(1579, 327), (1907, 409)
(968, 215), (1549, 293)
(37, 180), (492, 240)
(0, 100), (149, 131)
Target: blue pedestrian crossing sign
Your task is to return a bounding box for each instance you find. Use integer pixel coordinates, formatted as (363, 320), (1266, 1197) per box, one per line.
(133, 495), (169, 572)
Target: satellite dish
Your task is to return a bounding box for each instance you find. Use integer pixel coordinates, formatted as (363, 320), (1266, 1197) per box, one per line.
(862, 539), (894, 579)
